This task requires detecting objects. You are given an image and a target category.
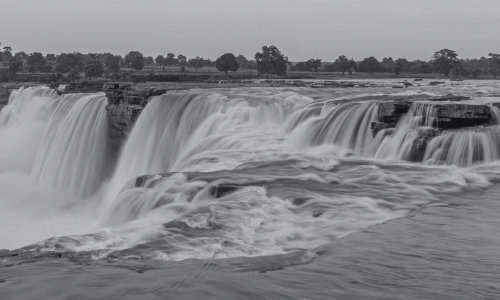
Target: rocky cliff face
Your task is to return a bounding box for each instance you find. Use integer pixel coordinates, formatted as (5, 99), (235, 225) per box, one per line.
(104, 82), (170, 159)
(373, 96), (498, 162)
(106, 102), (143, 160)
(377, 97), (493, 129)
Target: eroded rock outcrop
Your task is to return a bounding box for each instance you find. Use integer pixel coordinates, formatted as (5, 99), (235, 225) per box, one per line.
(106, 101), (143, 158)
(104, 82), (172, 158)
(406, 128), (441, 162)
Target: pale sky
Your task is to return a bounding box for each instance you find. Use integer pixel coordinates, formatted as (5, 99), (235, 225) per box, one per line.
(1, 0), (499, 61)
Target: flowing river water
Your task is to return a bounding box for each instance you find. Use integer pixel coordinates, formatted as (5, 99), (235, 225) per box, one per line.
(1, 79), (500, 299)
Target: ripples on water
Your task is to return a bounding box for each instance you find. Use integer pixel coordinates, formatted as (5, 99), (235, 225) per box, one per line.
(1, 81), (500, 299)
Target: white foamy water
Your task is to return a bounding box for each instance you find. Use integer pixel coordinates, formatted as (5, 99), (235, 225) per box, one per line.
(1, 83), (500, 260)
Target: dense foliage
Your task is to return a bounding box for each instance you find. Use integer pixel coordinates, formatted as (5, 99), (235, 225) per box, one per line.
(358, 57), (384, 74)
(432, 49), (459, 76)
(255, 45), (288, 76)
(2, 40), (500, 82)
(215, 53), (239, 73)
(125, 51), (144, 71)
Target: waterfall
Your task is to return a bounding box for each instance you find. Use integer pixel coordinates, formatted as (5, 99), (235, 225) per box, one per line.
(286, 102), (379, 156)
(423, 128), (500, 167)
(0, 87), (59, 172)
(103, 90), (308, 208)
(374, 103), (439, 161)
(31, 93), (110, 198)
(0, 87), (58, 127)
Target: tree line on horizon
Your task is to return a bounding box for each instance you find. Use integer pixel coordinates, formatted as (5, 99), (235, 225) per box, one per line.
(1, 43), (500, 81)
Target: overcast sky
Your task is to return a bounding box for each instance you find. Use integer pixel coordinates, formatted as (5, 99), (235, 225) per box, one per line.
(1, 0), (499, 61)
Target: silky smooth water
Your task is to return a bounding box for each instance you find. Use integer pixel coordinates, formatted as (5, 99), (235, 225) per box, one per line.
(1, 80), (500, 299)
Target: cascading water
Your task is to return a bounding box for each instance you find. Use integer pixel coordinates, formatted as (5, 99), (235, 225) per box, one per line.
(0, 87), (110, 248)
(0, 87), (59, 172)
(417, 104), (500, 167)
(103, 89), (309, 209)
(31, 93), (109, 197)
(423, 128), (500, 167)
(3, 84), (500, 262)
(285, 102), (379, 156)
(374, 102), (439, 161)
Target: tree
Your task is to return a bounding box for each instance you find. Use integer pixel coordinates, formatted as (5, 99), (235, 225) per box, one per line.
(307, 59), (321, 72)
(26, 52), (46, 73)
(419, 62), (432, 74)
(105, 54), (120, 74)
(14, 51), (28, 60)
(68, 68), (81, 81)
(348, 59), (358, 74)
(203, 58), (214, 67)
(155, 55), (167, 69)
(235, 55), (255, 70)
(358, 56), (383, 74)
(394, 58), (407, 74)
(85, 59), (104, 79)
(450, 62), (466, 78)
(255, 45), (288, 76)
(187, 56), (204, 71)
(165, 53), (177, 70)
(143, 56), (155, 66)
(45, 53), (56, 62)
(295, 61), (309, 72)
(8, 58), (23, 80)
(432, 49), (459, 76)
(215, 53), (239, 73)
(461, 59), (484, 78)
(489, 53), (500, 78)
(334, 55), (351, 75)
(40, 64), (53, 73)
(177, 55), (187, 71)
(380, 57), (395, 73)
(1, 43), (12, 56)
(0, 49), (13, 64)
(57, 53), (84, 73)
(323, 62), (335, 73)
(125, 51), (144, 70)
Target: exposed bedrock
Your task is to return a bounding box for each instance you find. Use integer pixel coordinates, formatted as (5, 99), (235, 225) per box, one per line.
(377, 100), (493, 128)
(406, 128), (442, 162)
(106, 101), (143, 160)
(104, 82), (169, 159)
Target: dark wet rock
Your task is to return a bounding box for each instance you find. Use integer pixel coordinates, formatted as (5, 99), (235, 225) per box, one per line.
(377, 100), (413, 126)
(406, 128), (441, 162)
(376, 95), (492, 129)
(371, 122), (391, 137)
(433, 103), (492, 129)
(414, 78), (424, 81)
(104, 82), (133, 105)
(106, 101), (143, 159)
(104, 82), (172, 159)
(429, 81), (446, 86)
(209, 185), (240, 198)
(428, 94), (470, 102)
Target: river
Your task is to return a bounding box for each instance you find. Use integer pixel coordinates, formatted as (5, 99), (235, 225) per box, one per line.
(1, 79), (499, 299)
